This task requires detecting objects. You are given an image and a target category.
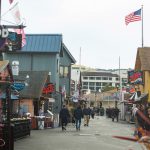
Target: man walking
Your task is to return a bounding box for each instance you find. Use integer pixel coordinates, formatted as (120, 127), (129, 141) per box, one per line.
(74, 105), (83, 131)
(83, 105), (91, 126)
(59, 105), (70, 131)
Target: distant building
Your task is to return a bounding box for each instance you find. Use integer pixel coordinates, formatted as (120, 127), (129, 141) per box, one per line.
(71, 65), (131, 94)
(81, 71), (119, 93)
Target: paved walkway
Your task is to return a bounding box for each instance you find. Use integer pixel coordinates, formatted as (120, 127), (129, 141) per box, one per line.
(14, 116), (145, 150)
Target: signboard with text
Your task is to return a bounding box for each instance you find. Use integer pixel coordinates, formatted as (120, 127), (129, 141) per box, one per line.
(0, 32), (22, 51)
(42, 83), (55, 94)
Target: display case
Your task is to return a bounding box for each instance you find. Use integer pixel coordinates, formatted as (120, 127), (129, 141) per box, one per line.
(11, 119), (31, 140)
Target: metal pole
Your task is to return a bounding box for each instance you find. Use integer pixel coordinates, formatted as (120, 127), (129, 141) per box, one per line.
(141, 5), (144, 47)
(0, 0), (1, 25)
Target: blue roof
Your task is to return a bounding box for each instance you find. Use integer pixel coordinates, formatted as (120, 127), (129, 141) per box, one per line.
(22, 34), (62, 52)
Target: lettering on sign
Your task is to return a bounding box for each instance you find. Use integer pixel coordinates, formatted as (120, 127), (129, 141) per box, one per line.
(42, 83), (55, 94)
(0, 28), (9, 38)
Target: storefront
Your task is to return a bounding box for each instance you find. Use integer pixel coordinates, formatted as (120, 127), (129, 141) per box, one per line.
(12, 71), (55, 130)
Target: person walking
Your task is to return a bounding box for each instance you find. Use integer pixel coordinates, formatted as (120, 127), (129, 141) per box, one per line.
(59, 105), (70, 131)
(74, 105), (83, 131)
(83, 105), (91, 126)
(111, 106), (119, 122)
(91, 107), (95, 119)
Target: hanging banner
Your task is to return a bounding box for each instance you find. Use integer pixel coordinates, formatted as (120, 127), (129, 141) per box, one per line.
(128, 70), (143, 84)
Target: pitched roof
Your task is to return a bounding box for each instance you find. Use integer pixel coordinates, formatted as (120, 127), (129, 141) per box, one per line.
(14, 71), (49, 99)
(21, 34), (62, 53)
(62, 43), (76, 63)
(135, 47), (150, 70)
(81, 71), (119, 77)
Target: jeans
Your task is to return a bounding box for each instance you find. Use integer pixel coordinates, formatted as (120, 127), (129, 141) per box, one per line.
(75, 119), (81, 129)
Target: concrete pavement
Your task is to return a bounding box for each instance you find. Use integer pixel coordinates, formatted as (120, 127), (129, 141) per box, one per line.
(14, 116), (145, 150)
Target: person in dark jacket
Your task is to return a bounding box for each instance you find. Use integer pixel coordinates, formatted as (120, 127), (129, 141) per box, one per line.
(111, 107), (120, 122)
(74, 105), (83, 131)
(83, 105), (91, 126)
(59, 105), (70, 131)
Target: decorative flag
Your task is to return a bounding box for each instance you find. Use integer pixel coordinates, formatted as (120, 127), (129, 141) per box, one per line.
(9, 0), (26, 47)
(9, 2), (21, 24)
(125, 9), (141, 25)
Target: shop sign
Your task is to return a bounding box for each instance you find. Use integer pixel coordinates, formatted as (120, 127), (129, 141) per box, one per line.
(42, 83), (55, 94)
(0, 32), (22, 51)
(0, 28), (9, 38)
(11, 82), (25, 91)
(128, 70), (143, 84)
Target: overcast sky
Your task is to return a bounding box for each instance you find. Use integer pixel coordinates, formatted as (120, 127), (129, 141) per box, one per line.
(1, 0), (150, 69)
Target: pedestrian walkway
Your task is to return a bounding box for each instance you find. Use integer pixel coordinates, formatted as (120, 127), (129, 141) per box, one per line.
(14, 116), (145, 150)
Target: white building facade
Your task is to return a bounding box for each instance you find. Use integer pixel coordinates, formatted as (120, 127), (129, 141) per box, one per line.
(81, 72), (119, 93)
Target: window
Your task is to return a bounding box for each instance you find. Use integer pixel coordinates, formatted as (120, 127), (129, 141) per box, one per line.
(83, 86), (88, 89)
(96, 82), (101, 86)
(116, 77), (119, 81)
(109, 77), (112, 80)
(57, 59), (59, 73)
(59, 66), (63, 77)
(83, 77), (88, 80)
(64, 67), (69, 77)
(102, 77), (108, 80)
(96, 77), (101, 80)
(59, 66), (69, 77)
(89, 77), (95, 80)
(89, 87), (95, 90)
(89, 82), (95, 86)
(83, 82), (88, 85)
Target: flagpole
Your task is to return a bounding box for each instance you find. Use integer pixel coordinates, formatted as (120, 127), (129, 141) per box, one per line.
(141, 5), (144, 47)
(0, 0), (1, 24)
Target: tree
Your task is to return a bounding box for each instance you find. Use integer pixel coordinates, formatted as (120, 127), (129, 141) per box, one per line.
(101, 85), (115, 92)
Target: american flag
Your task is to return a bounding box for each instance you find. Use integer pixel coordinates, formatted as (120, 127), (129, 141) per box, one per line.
(125, 9), (141, 25)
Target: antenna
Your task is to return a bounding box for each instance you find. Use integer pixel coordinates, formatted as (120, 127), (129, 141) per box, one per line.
(79, 47), (81, 66)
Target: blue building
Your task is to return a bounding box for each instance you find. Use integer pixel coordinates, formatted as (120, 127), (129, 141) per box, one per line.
(3, 34), (76, 114)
